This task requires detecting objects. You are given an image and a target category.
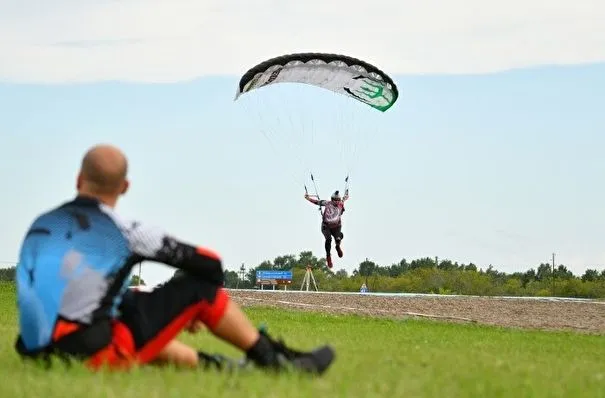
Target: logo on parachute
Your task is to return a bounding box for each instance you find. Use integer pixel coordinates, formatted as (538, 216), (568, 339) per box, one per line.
(344, 75), (394, 112)
(243, 67), (283, 93)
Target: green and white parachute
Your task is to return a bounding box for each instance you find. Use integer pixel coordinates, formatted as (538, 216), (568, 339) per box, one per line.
(233, 52), (399, 199)
(235, 52), (398, 112)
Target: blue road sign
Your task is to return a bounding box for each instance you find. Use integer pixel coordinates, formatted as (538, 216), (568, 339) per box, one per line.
(256, 270), (293, 285)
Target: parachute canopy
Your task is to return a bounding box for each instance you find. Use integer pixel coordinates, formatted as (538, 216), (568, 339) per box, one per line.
(234, 52), (399, 112)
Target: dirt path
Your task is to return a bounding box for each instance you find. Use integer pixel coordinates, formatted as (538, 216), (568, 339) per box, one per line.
(228, 290), (605, 334)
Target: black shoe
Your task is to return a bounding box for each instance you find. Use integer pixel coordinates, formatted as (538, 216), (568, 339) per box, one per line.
(246, 328), (335, 375)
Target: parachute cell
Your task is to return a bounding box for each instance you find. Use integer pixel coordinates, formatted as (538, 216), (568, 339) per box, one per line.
(234, 53), (399, 112)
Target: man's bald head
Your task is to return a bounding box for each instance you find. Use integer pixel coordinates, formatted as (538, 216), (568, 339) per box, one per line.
(77, 144), (129, 199)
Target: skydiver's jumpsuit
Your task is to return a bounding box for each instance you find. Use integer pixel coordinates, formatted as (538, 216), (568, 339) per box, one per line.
(307, 198), (346, 256)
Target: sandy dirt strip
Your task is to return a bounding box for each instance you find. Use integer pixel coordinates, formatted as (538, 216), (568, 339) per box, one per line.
(227, 290), (605, 334)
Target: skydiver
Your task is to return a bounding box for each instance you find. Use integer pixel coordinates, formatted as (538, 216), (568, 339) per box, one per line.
(14, 144), (335, 374)
(304, 190), (349, 268)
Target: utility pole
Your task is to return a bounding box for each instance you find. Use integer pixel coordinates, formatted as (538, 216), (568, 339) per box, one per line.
(551, 253), (555, 296)
(236, 263), (246, 289)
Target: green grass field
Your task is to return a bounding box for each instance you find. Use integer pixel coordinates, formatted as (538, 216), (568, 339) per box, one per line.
(0, 284), (604, 398)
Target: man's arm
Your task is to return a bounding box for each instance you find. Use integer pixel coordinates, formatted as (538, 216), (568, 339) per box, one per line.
(304, 194), (325, 206)
(121, 220), (224, 286)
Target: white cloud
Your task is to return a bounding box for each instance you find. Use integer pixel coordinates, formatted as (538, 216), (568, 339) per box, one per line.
(0, 0), (604, 83)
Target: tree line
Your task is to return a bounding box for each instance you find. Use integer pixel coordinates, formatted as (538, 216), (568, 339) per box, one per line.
(217, 251), (605, 298)
(3, 251), (605, 298)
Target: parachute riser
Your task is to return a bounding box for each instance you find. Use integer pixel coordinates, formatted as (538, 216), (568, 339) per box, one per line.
(306, 174), (323, 218)
(344, 175), (350, 197)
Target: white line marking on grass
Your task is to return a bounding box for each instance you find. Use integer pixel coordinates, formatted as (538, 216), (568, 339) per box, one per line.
(227, 289), (605, 304)
(237, 296), (477, 323)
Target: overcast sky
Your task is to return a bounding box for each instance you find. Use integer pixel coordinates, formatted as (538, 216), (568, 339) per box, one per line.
(1, 0), (604, 82)
(1, 1), (604, 286)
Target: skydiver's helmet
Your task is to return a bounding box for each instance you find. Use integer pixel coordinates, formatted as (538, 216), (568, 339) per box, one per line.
(331, 191), (342, 203)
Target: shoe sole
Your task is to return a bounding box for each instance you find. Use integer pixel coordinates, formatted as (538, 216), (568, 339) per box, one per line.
(293, 345), (336, 375)
(312, 345), (335, 374)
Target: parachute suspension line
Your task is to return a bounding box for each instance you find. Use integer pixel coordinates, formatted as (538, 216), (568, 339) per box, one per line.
(310, 173), (323, 218)
(247, 93), (311, 190)
(330, 96), (362, 185)
(337, 103), (348, 174)
(346, 110), (369, 182)
(311, 173), (320, 199)
(257, 125), (301, 189)
(270, 87), (316, 185)
(345, 103), (363, 176)
(253, 92), (308, 188)
(234, 51), (399, 206)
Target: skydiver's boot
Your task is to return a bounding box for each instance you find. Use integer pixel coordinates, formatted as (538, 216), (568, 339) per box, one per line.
(244, 327), (335, 375)
(335, 240), (343, 258)
(325, 239), (333, 268)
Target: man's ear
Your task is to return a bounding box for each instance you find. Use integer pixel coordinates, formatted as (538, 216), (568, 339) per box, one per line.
(76, 173), (83, 190)
(121, 179), (129, 195)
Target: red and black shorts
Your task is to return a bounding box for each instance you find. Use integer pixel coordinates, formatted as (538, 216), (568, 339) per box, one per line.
(50, 274), (229, 370)
(321, 223), (343, 242)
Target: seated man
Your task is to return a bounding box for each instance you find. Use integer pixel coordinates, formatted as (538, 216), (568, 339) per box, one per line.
(14, 144), (334, 374)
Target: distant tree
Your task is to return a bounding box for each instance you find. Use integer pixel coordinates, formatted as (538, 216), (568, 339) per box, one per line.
(582, 269), (600, 282)
(357, 259), (377, 285)
(554, 265), (574, 280)
(536, 263), (552, 281)
(0, 266), (16, 281)
(409, 257), (436, 270)
(130, 275), (145, 286)
(464, 263), (478, 272)
(334, 269), (348, 278)
(372, 265), (391, 277)
(387, 259), (409, 277)
(223, 270), (239, 288)
(272, 255), (297, 270)
(297, 251), (330, 273)
(437, 260), (457, 271)
(521, 268), (537, 286)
